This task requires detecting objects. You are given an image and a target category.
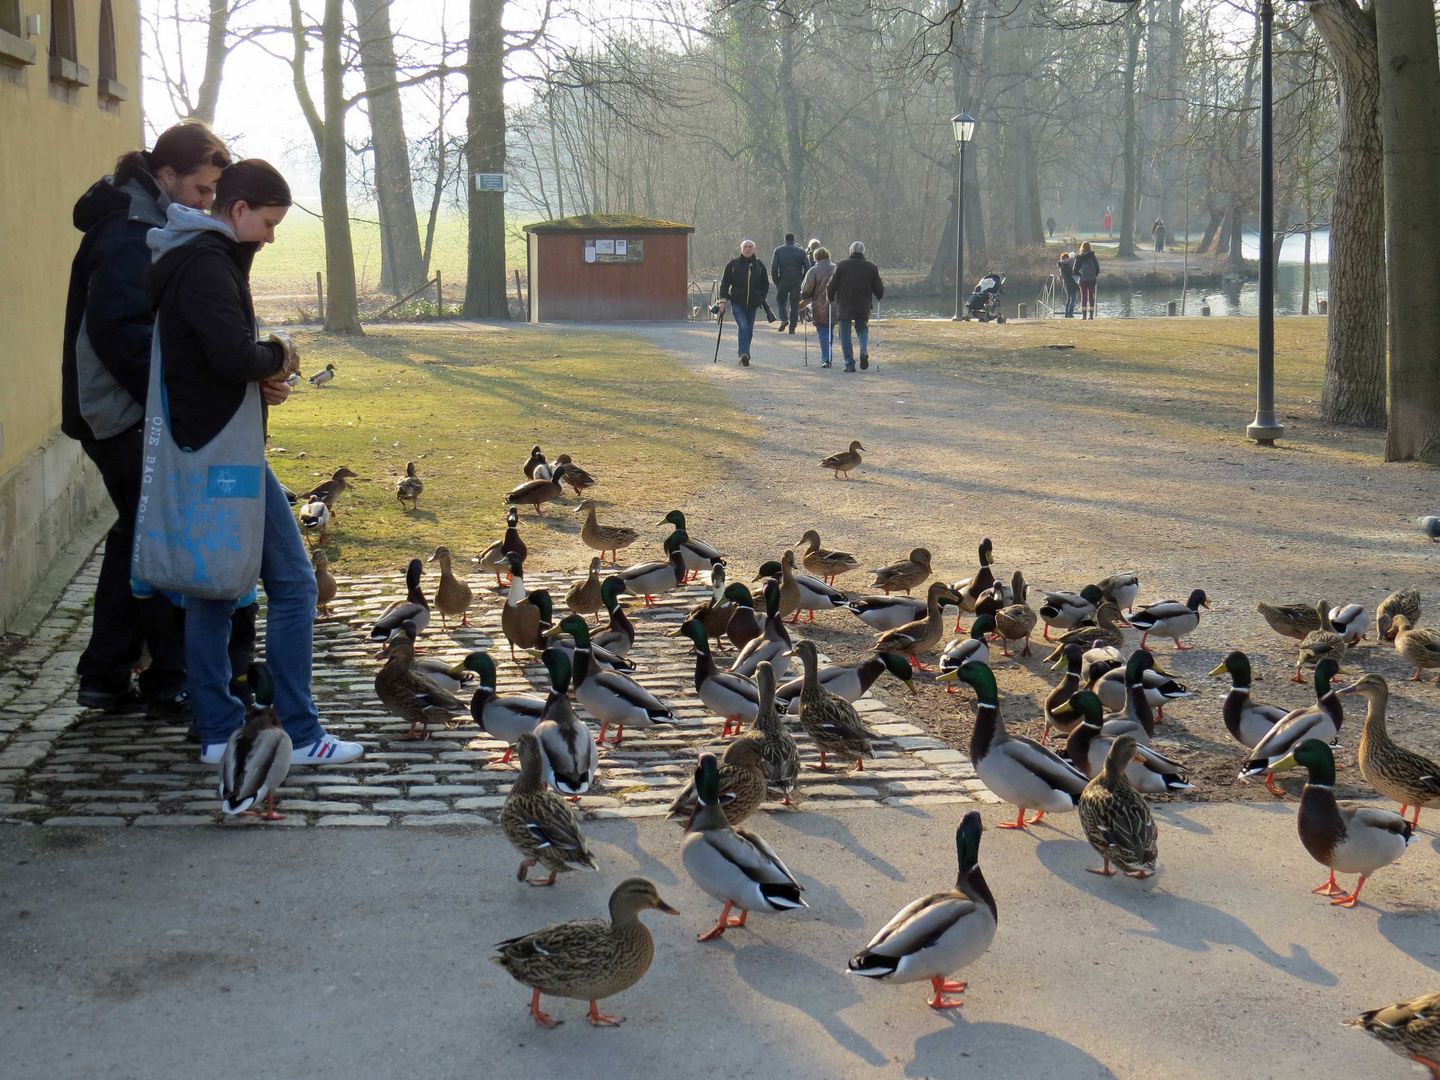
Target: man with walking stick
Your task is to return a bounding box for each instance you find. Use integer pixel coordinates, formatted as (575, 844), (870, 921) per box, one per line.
(716, 239), (769, 367)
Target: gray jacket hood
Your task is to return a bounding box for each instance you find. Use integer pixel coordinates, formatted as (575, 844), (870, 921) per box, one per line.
(147, 204), (236, 264)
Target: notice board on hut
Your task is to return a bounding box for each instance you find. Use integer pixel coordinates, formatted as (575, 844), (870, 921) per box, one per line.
(525, 214), (693, 322)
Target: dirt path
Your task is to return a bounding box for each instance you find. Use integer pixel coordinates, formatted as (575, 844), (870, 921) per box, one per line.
(619, 318), (1440, 803)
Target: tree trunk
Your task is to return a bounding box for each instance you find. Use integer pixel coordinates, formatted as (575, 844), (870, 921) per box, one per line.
(1311, 0), (1386, 427)
(1227, 203), (1245, 272)
(778, 9), (804, 238)
(1376, 0), (1440, 461)
(355, 0), (426, 297)
(464, 0), (509, 320)
(1117, 9), (1143, 258)
(190, 0), (229, 126)
(1196, 205), (1223, 253)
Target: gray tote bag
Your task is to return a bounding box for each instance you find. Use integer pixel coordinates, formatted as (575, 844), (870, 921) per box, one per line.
(131, 334), (267, 600)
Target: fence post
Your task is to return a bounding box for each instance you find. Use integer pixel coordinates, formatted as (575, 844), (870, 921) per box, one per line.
(435, 271), (443, 313)
(1201, 305), (1211, 317)
(1317, 299), (1328, 315)
(315, 272), (325, 322)
(1167, 300), (1178, 316)
(1017, 303), (1028, 319)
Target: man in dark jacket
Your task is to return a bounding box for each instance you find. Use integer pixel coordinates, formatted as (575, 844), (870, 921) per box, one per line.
(717, 239), (769, 367)
(826, 241), (885, 372)
(60, 124), (262, 717)
(770, 232), (808, 334)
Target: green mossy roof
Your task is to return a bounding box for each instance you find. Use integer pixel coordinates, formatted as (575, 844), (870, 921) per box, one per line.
(522, 213), (695, 234)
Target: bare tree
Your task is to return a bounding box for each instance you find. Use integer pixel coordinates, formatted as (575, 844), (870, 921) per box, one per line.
(464, 0), (510, 319)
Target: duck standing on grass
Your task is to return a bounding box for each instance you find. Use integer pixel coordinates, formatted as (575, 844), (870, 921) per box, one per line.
(504, 463), (568, 516)
(1129, 588), (1208, 650)
(298, 495), (329, 544)
(1347, 991), (1440, 1079)
(492, 877), (677, 1029)
(219, 664), (292, 821)
(307, 362), (335, 387)
(820, 439), (864, 479)
(478, 507), (525, 585)
(1346, 673), (1440, 828)
(300, 465), (357, 516)
(396, 461), (423, 510)
(576, 499), (638, 564)
(428, 545), (473, 629)
(848, 811), (996, 1010)
(523, 445), (550, 480)
(1270, 739), (1412, 908)
(500, 733), (599, 887)
(681, 753), (808, 941)
(795, 640), (873, 771)
(1078, 734), (1159, 878)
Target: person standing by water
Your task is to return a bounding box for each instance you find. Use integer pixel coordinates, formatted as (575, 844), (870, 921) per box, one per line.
(827, 241), (884, 372)
(1153, 218), (1166, 252)
(1073, 241), (1100, 319)
(1058, 250), (1080, 318)
(717, 239), (769, 367)
(771, 232), (808, 334)
(147, 159), (364, 767)
(1104, 207), (1113, 237)
(1046, 215), (1057, 239)
(799, 246), (836, 367)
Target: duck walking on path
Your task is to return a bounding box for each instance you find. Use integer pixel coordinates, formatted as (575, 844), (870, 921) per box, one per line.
(794, 640), (873, 772)
(1347, 991), (1440, 1079)
(1078, 734), (1160, 878)
(219, 664), (292, 821)
(820, 440), (864, 479)
(1129, 588), (1208, 650)
(1346, 673), (1440, 828)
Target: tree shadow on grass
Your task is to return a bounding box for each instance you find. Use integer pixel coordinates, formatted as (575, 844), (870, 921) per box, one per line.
(905, 1021), (1119, 1079)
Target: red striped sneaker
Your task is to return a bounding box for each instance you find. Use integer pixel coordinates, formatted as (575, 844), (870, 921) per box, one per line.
(291, 733), (365, 765)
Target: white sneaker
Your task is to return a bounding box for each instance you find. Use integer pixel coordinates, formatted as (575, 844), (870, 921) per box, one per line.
(199, 743), (227, 765)
(290, 733), (365, 765)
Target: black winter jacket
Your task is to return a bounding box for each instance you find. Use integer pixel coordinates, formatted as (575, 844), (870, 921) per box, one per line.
(61, 172), (170, 441)
(720, 255), (769, 310)
(770, 242), (808, 286)
(147, 210), (284, 452)
(1074, 250), (1100, 282)
(826, 253), (885, 322)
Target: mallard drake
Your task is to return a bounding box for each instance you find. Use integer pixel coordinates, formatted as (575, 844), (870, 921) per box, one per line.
(1392, 615), (1440, 681)
(523, 445), (551, 480)
(539, 618), (635, 674)
(1061, 691), (1192, 794)
(501, 557), (542, 661)
(428, 545), (473, 629)
(616, 549), (687, 606)
(1091, 651), (1190, 718)
(876, 582), (960, 670)
(565, 557), (604, 618)
(300, 466), (357, 513)
(871, 547), (932, 595)
(775, 652), (915, 714)
(218, 664), (292, 821)
(1087, 649), (1172, 742)
(1209, 651), (1290, 749)
(575, 500), (637, 564)
(1038, 585), (1103, 640)
(936, 615), (996, 691)
(307, 362), (335, 387)
(492, 876), (676, 1029)
(1347, 990), (1440, 1079)
(951, 538), (997, 627)
(779, 550), (848, 622)
(504, 463), (568, 516)
(1130, 588), (1208, 650)
(1328, 603), (1371, 644)
(749, 660), (800, 804)
(794, 639), (873, 771)
(558, 615), (674, 745)
(594, 577), (636, 657)
(681, 753), (808, 940)
(1096, 572), (1140, 614)
(729, 580), (793, 680)
(796, 529), (860, 584)
(1257, 601), (1322, 641)
(847, 593), (947, 633)
(298, 495), (329, 544)
(1041, 643), (1086, 744)
(1270, 739), (1413, 907)
(659, 510), (724, 580)
(993, 572), (1037, 657)
(678, 620), (759, 737)
(311, 550), (336, 618)
(951, 661), (1088, 829)
(405, 639), (479, 697)
(667, 736), (768, 827)
(374, 628), (467, 740)
(492, 881), (676, 1031)
(848, 810), (997, 1011)
(1346, 673), (1440, 828)
(1078, 734), (1160, 877)
(369, 558), (430, 642)
(1295, 600), (1348, 682)
(533, 649), (598, 797)
(680, 564), (733, 642)
(1377, 587), (1422, 642)
(1240, 657), (1345, 795)
(477, 508), (523, 586)
(820, 440), (864, 479)
(1042, 601), (1126, 660)
(551, 454), (596, 495)
(500, 732), (599, 887)
(396, 461), (423, 510)
(463, 651), (545, 765)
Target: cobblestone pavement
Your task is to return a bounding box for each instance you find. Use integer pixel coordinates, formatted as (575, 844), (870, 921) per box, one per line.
(0, 550), (995, 827)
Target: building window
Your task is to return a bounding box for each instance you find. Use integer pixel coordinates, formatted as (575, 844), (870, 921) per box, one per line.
(96, 0), (125, 103)
(0, 0), (37, 77)
(48, 0), (89, 94)
(1, 1), (22, 37)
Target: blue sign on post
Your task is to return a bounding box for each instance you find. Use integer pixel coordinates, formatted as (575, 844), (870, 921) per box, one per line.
(474, 172), (507, 192)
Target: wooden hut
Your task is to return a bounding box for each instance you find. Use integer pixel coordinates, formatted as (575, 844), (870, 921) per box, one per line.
(523, 214), (695, 322)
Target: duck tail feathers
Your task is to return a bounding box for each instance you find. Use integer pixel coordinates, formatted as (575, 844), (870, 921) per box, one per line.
(759, 882), (808, 910)
(846, 952), (899, 979)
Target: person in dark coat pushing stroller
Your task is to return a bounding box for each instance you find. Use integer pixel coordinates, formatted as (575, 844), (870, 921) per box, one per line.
(826, 241), (884, 372)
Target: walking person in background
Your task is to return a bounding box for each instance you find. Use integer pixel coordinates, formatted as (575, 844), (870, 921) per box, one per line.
(806, 237), (822, 268)
(1058, 250), (1080, 318)
(799, 246), (836, 368)
(1104, 207), (1113, 237)
(827, 241), (884, 373)
(1046, 215), (1057, 239)
(770, 232), (808, 334)
(61, 121), (263, 722)
(717, 239), (769, 366)
(1153, 218), (1166, 252)
(1074, 241), (1100, 320)
(147, 160), (363, 766)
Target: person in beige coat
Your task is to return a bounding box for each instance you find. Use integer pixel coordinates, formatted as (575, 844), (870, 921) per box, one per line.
(799, 248), (837, 367)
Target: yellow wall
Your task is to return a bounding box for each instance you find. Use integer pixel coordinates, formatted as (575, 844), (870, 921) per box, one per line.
(0, 0), (141, 475)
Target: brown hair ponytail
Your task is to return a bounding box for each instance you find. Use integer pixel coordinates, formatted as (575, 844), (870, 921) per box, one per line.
(113, 121), (231, 187)
(211, 159), (292, 218)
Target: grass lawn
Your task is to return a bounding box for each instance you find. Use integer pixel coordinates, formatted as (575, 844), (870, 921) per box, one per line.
(267, 324), (757, 575)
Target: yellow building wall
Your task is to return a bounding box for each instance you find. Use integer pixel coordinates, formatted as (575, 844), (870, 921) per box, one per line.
(0, 0), (141, 476)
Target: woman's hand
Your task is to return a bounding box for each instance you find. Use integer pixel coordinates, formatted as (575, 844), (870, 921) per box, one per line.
(260, 378), (293, 406)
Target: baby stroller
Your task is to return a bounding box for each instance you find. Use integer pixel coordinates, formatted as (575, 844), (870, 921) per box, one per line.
(967, 272), (1006, 323)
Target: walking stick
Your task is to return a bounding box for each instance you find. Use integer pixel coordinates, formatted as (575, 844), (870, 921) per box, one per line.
(874, 300), (881, 371)
(828, 302), (835, 367)
(804, 314), (809, 366)
(712, 308), (725, 364)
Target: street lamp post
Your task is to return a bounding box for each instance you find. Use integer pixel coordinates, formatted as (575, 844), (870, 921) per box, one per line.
(1246, 0), (1284, 444)
(951, 112), (976, 321)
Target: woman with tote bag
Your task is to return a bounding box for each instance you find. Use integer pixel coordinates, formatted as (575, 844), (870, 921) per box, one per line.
(142, 160), (363, 766)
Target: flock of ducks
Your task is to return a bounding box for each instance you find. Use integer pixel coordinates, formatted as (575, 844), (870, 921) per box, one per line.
(232, 441), (1440, 1068)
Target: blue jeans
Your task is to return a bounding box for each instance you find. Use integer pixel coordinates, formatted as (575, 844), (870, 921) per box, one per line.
(187, 466), (323, 747)
(1064, 289), (1078, 317)
(838, 319), (869, 369)
(732, 305), (757, 358)
(775, 279), (801, 329)
(816, 323), (833, 365)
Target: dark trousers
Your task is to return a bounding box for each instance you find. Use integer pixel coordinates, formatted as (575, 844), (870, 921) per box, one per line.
(775, 278), (802, 330)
